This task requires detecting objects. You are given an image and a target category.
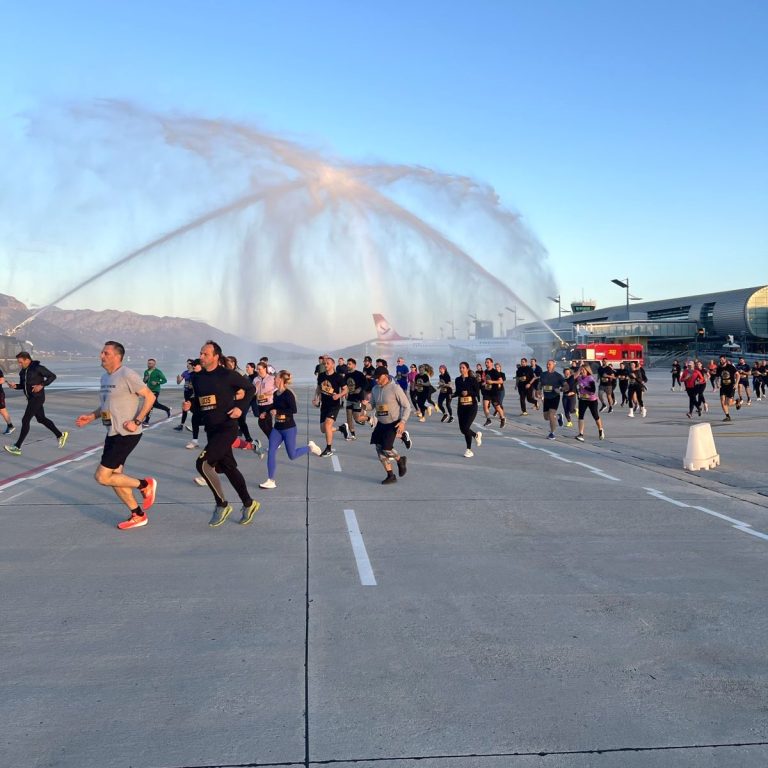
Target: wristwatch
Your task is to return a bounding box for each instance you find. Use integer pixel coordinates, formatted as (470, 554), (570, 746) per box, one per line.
(132, 418), (142, 426)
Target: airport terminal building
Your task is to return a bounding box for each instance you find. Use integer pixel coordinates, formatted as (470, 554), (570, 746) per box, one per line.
(518, 285), (768, 362)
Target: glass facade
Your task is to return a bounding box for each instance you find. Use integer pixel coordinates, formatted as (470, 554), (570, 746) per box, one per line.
(746, 287), (768, 338)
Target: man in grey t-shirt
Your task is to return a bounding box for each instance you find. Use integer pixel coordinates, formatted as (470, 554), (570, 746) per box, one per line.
(370, 366), (411, 484)
(75, 341), (158, 531)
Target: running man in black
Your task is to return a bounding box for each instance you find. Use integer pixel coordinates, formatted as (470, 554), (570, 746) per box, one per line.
(340, 357), (368, 440)
(4, 352), (67, 456)
(515, 358), (537, 415)
(481, 357), (506, 427)
(716, 355), (740, 422)
(455, 361), (482, 457)
(183, 341), (260, 527)
(313, 355), (348, 457)
(436, 364), (454, 423)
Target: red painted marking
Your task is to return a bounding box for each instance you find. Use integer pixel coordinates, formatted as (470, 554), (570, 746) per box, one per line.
(0, 442), (102, 489)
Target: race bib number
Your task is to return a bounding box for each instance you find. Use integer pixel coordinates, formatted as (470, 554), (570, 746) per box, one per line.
(101, 410), (112, 426)
(275, 413), (287, 422)
(459, 395), (473, 405)
(321, 381), (335, 395)
(199, 394), (217, 409)
(258, 394), (269, 403)
(579, 394), (592, 400)
(542, 385), (553, 393)
(376, 405), (389, 416)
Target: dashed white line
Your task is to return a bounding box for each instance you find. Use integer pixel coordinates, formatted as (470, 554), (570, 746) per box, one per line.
(644, 488), (768, 543)
(331, 454), (342, 472)
(344, 509), (377, 586)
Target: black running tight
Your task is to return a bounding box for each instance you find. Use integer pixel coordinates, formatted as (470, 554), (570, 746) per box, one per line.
(17, 398), (62, 447)
(438, 392), (453, 416)
(458, 404), (477, 449)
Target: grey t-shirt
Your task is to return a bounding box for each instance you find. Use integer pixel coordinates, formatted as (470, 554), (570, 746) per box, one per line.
(99, 366), (147, 437)
(371, 379), (411, 425)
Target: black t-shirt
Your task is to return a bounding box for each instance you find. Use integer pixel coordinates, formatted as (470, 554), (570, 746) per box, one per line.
(516, 365), (534, 385)
(191, 367), (255, 430)
(539, 371), (565, 399)
(414, 372), (430, 392)
(483, 368), (504, 391)
(717, 363), (738, 387)
(454, 375), (479, 406)
(362, 364), (376, 391)
(438, 371), (453, 393)
(598, 365), (616, 386)
(272, 389), (297, 430)
(345, 370), (367, 402)
(317, 371), (345, 405)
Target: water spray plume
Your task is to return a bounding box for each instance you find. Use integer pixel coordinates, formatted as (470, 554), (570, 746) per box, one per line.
(10, 101), (559, 347)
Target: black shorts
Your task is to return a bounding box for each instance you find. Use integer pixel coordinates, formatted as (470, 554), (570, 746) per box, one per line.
(320, 403), (340, 422)
(370, 420), (397, 451)
(542, 397), (560, 413)
(100, 433), (142, 470)
(720, 385), (735, 399)
(578, 399), (600, 420)
(346, 400), (363, 412)
(201, 422), (239, 470)
(481, 389), (494, 401)
(0, 390), (5, 409)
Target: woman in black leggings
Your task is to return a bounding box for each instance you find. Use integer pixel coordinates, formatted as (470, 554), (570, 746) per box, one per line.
(454, 361), (482, 457)
(437, 364), (453, 422)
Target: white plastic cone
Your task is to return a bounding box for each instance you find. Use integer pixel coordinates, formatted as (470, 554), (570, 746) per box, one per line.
(684, 422), (720, 471)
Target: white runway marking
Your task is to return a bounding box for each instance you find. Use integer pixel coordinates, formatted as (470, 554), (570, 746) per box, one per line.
(507, 436), (619, 480)
(644, 488), (768, 542)
(331, 454), (342, 472)
(572, 462), (621, 482)
(344, 509), (377, 586)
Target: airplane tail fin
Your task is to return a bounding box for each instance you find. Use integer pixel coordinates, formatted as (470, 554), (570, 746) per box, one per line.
(373, 314), (407, 341)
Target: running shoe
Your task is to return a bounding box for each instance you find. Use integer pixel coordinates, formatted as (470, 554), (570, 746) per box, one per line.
(3, 424), (15, 434)
(401, 430), (412, 449)
(533, 403), (539, 411)
(599, 404), (606, 412)
(426, 407), (433, 417)
(641, 407), (647, 418)
(441, 414), (448, 423)
(339, 423), (349, 439)
(735, 400), (742, 410)
(140, 478), (157, 511)
(484, 417), (492, 426)
(520, 411), (528, 416)
(397, 456), (407, 477)
(418, 416), (425, 423)
(173, 424), (184, 431)
(447, 416), (454, 423)
(575, 434), (585, 442)
(686, 412), (692, 419)
(186, 440), (199, 449)
(475, 431), (483, 447)
(599, 430), (605, 441)
(259, 479), (277, 489)
(117, 512), (148, 530)
(723, 415), (732, 422)
(209, 504), (233, 527)
(463, 449), (474, 458)
(499, 418), (506, 428)
(193, 476), (207, 486)
(704, 403), (709, 413)
(697, 408), (702, 416)
(58, 431), (69, 449)
(627, 410), (635, 418)
(556, 413), (564, 427)
(308, 440), (322, 456)
(4, 444), (21, 455)
(566, 421), (573, 428)
(607, 406), (613, 413)
(320, 446), (335, 457)
(239, 500), (260, 524)
(349, 433), (357, 441)
(381, 474), (397, 484)
(547, 432), (556, 440)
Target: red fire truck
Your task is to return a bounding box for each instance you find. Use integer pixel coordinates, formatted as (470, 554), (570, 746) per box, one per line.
(567, 343), (644, 367)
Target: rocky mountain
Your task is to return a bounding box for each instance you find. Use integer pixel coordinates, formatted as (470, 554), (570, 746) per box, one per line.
(0, 294), (314, 361)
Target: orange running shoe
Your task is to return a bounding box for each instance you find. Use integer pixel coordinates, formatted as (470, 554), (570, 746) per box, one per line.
(117, 512), (148, 530)
(140, 478), (157, 511)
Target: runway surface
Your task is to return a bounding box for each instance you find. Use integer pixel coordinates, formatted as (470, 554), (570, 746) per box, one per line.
(1, 372), (767, 767)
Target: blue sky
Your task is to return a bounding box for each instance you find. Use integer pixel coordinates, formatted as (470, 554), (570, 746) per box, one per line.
(2, 1), (766, 344)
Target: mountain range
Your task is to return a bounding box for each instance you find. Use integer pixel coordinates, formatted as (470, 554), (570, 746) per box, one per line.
(0, 294), (315, 361)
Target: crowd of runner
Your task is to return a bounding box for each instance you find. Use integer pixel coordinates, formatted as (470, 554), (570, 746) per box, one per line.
(1, 346), (766, 532)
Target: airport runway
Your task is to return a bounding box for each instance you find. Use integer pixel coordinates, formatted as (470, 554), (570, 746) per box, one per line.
(1, 372), (767, 767)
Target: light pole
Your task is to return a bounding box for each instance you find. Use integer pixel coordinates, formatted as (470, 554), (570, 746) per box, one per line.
(611, 278), (643, 319)
(547, 295), (571, 321)
(505, 306), (524, 329)
(445, 319), (456, 339)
